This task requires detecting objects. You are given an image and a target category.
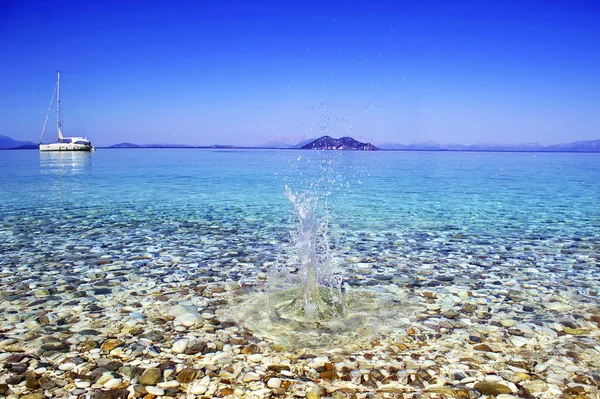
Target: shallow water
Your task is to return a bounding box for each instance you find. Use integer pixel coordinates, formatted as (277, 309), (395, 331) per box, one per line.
(1, 149), (599, 398)
(2, 149), (598, 280)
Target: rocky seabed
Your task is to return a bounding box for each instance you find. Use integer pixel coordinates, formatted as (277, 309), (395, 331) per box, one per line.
(1, 208), (599, 398)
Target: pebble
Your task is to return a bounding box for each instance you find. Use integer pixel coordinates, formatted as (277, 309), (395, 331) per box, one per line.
(104, 378), (123, 389)
(58, 362), (76, 371)
(139, 368), (162, 386)
(248, 353), (263, 363)
(172, 339), (188, 354)
(189, 383), (208, 395)
(145, 386), (165, 396)
(267, 377), (282, 388)
(242, 372), (261, 382)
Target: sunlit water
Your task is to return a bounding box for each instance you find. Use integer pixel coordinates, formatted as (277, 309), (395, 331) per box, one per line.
(1, 149), (599, 347)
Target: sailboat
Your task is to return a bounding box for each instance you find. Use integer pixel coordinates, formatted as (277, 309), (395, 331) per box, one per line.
(39, 71), (94, 152)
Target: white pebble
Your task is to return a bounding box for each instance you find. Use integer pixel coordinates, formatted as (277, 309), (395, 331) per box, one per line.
(243, 372), (261, 382)
(104, 378), (123, 389)
(58, 362), (76, 371)
(484, 375), (502, 383)
(158, 380), (180, 388)
(189, 383), (208, 395)
(267, 377), (282, 388)
(172, 339), (189, 354)
(146, 386), (165, 396)
(248, 354), (263, 363)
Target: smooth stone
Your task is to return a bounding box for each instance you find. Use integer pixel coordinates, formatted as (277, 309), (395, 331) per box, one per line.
(500, 319), (516, 327)
(96, 372), (115, 386)
(104, 378), (123, 389)
(176, 368), (197, 383)
(546, 372), (568, 384)
(522, 380), (547, 393)
(40, 341), (69, 351)
(189, 383), (208, 395)
(139, 368), (162, 386)
(543, 302), (572, 311)
(474, 381), (512, 395)
(509, 336), (529, 347)
(248, 354), (263, 363)
(145, 386), (165, 396)
(473, 344), (495, 352)
(184, 340), (207, 355)
(101, 339), (123, 352)
(267, 377), (282, 388)
(20, 394), (46, 399)
(58, 362), (76, 371)
(172, 339), (188, 354)
(484, 375), (502, 383)
(242, 372), (261, 382)
(157, 380), (180, 388)
(168, 304), (202, 326)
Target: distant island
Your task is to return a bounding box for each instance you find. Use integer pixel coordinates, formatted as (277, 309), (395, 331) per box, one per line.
(1, 134), (600, 152)
(378, 139), (600, 152)
(300, 136), (379, 151)
(0, 135), (37, 150)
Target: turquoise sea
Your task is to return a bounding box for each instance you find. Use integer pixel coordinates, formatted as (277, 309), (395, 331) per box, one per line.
(2, 149), (599, 242)
(1, 149), (600, 398)
(2, 149), (599, 284)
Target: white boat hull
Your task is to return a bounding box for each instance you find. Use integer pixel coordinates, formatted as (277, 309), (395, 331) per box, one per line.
(39, 142), (93, 151)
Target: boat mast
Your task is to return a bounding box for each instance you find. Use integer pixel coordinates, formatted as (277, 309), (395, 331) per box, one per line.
(57, 71), (62, 140)
(39, 81), (57, 144)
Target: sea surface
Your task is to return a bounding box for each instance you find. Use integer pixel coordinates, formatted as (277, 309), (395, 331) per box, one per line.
(2, 149), (600, 286)
(1, 149), (600, 397)
(2, 148), (599, 245)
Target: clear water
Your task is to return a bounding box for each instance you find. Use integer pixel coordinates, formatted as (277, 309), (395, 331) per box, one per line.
(1, 149), (599, 304)
(2, 149), (598, 236)
(2, 148), (600, 393)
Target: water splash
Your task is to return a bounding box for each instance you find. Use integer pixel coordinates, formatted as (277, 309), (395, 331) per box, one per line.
(224, 154), (413, 349)
(266, 186), (343, 323)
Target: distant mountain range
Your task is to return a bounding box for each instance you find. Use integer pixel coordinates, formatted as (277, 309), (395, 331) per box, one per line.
(0, 135), (37, 149)
(109, 143), (266, 149)
(1, 134), (599, 152)
(378, 139), (600, 152)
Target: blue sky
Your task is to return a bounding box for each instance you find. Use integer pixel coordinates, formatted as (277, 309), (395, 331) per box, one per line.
(1, 0), (599, 147)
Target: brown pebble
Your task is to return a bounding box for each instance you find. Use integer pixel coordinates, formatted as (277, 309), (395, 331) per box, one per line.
(139, 368), (162, 386)
(101, 339), (123, 352)
(241, 344), (261, 354)
(319, 370), (339, 380)
(392, 342), (408, 351)
(176, 368), (197, 383)
(473, 344), (495, 352)
(564, 386), (586, 395)
(20, 393), (46, 399)
(474, 381), (512, 395)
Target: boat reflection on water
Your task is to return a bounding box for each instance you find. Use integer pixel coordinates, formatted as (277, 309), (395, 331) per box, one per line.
(39, 151), (92, 176)
(39, 151), (92, 202)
